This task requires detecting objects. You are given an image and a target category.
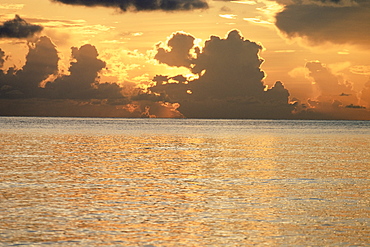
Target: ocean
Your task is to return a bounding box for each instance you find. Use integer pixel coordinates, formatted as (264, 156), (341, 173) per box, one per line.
(1, 117), (369, 246)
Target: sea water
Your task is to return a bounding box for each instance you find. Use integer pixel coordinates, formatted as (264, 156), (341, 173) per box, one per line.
(0, 117), (369, 246)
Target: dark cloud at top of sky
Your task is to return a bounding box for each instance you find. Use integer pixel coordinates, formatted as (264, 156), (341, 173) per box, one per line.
(273, 0), (370, 48)
(0, 15), (43, 39)
(51, 0), (208, 11)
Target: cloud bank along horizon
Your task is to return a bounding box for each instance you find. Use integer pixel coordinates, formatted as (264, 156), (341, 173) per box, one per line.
(0, 0), (369, 119)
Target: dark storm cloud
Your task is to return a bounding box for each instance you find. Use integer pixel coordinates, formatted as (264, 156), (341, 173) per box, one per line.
(151, 30), (295, 119)
(272, 0), (370, 48)
(0, 15), (43, 39)
(51, 0), (208, 11)
(155, 32), (195, 67)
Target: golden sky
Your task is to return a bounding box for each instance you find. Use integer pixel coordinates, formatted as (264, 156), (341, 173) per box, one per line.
(0, 0), (370, 119)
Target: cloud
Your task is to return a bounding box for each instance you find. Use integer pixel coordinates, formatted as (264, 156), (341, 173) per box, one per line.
(0, 15), (43, 39)
(272, 0), (370, 48)
(0, 36), (59, 98)
(155, 32), (195, 67)
(1, 30), (368, 119)
(45, 44), (120, 99)
(0, 36), (185, 118)
(0, 48), (5, 68)
(0, 4), (24, 10)
(151, 30), (295, 118)
(300, 60), (370, 119)
(51, 0), (208, 11)
(190, 30), (266, 99)
(360, 79), (370, 108)
(305, 61), (357, 105)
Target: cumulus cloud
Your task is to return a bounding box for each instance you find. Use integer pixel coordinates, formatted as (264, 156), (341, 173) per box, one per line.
(45, 44), (148, 103)
(190, 30), (266, 99)
(1, 29), (368, 119)
(0, 15), (43, 39)
(46, 44), (109, 99)
(305, 61), (358, 105)
(155, 32), (195, 67)
(51, 0), (208, 11)
(0, 36), (185, 118)
(151, 30), (294, 119)
(0, 38), (124, 101)
(272, 0), (370, 48)
(289, 60), (370, 120)
(0, 36), (59, 98)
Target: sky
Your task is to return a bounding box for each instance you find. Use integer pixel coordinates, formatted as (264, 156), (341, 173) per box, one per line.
(0, 0), (369, 119)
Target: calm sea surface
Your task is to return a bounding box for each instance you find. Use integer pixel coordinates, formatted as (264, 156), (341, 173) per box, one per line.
(1, 117), (369, 246)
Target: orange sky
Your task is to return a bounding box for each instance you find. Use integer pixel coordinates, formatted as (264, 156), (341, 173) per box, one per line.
(0, 0), (369, 119)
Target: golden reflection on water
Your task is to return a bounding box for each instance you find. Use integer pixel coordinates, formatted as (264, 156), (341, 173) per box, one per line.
(1, 131), (369, 246)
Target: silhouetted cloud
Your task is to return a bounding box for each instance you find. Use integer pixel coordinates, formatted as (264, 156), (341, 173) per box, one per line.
(0, 36), (58, 98)
(190, 30), (265, 99)
(0, 48), (5, 68)
(0, 15), (43, 39)
(46, 44), (109, 99)
(0, 36), (185, 118)
(1, 29), (368, 119)
(151, 30), (295, 119)
(51, 0), (208, 11)
(272, 0), (370, 48)
(155, 32), (195, 67)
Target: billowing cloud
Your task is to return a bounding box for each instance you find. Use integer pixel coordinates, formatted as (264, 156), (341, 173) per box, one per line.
(51, 0), (208, 11)
(155, 32), (195, 67)
(0, 36), (59, 98)
(46, 44), (108, 99)
(1, 29), (368, 119)
(0, 36), (185, 118)
(272, 0), (370, 48)
(289, 60), (370, 120)
(151, 30), (295, 119)
(190, 30), (265, 99)
(305, 61), (358, 105)
(0, 15), (43, 39)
